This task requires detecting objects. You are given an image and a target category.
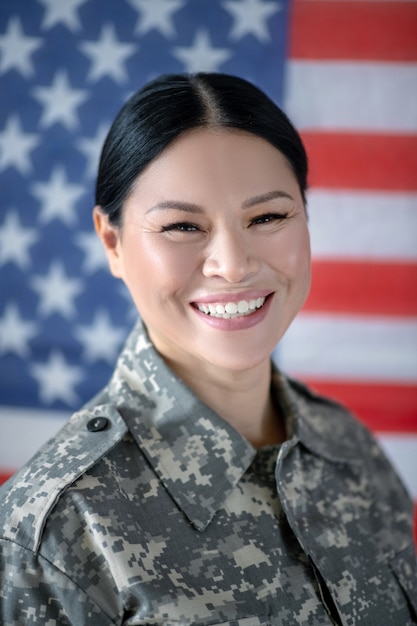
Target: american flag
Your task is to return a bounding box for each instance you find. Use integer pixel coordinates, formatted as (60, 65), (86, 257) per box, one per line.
(0, 0), (416, 539)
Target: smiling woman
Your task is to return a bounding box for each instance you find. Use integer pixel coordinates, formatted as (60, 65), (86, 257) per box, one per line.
(95, 128), (310, 385)
(0, 73), (416, 626)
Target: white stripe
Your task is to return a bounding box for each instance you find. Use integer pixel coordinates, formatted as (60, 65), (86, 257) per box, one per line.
(307, 190), (417, 260)
(284, 61), (417, 132)
(278, 314), (417, 382)
(377, 434), (417, 500)
(0, 407), (68, 469)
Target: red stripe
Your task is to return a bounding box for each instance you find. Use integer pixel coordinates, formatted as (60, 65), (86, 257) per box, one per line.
(0, 472), (13, 485)
(302, 133), (417, 191)
(305, 261), (417, 317)
(289, 0), (417, 61)
(304, 379), (417, 433)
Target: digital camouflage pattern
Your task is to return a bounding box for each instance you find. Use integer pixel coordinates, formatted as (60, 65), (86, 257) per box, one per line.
(0, 320), (416, 625)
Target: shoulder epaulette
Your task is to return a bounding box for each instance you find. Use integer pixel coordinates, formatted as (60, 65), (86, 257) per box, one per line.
(0, 404), (127, 552)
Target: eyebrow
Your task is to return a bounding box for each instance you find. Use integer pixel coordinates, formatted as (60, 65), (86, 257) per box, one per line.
(145, 200), (203, 215)
(242, 190), (294, 208)
(145, 190), (294, 215)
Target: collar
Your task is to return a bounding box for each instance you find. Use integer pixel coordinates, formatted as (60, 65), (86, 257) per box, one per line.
(272, 370), (364, 465)
(107, 320), (255, 531)
(106, 321), (361, 531)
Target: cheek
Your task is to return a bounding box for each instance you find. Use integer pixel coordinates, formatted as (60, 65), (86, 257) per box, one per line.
(291, 227), (311, 276)
(122, 235), (199, 297)
(264, 225), (311, 279)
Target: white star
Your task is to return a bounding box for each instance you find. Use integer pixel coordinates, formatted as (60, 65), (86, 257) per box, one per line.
(0, 17), (42, 76)
(75, 230), (108, 273)
(75, 310), (126, 363)
(222, 0), (281, 41)
(76, 121), (109, 179)
(31, 261), (84, 318)
(30, 351), (83, 405)
(33, 71), (88, 129)
(0, 303), (37, 357)
(0, 211), (38, 269)
(31, 166), (84, 225)
(127, 0), (185, 37)
(0, 115), (40, 174)
(38, 0), (86, 32)
(79, 24), (137, 83)
(173, 30), (232, 73)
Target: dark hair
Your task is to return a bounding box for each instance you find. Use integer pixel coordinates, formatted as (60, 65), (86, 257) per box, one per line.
(95, 73), (308, 225)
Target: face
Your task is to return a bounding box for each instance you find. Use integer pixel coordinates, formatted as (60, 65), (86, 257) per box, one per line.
(95, 128), (311, 375)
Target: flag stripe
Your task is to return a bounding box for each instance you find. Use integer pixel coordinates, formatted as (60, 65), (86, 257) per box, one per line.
(289, 1), (417, 61)
(285, 62), (417, 132)
(308, 190), (417, 261)
(0, 407), (68, 468)
(286, 0), (417, 543)
(305, 260), (417, 317)
(302, 133), (417, 191)
(304, 380), (417, 433)
(279, 314), (417, 382)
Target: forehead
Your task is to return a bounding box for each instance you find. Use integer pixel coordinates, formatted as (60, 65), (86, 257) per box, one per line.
(128, 127), (298, 201)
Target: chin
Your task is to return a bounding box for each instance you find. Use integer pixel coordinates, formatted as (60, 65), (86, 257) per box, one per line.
(204, 345), (274, 372)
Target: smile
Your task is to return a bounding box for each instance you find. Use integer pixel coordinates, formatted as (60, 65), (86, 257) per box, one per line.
(195, 297), (266, 319)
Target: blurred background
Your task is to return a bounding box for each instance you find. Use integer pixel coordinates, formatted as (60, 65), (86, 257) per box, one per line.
(0, 0), (416, 538)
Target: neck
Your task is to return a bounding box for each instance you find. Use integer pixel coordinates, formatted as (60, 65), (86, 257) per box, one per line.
(165, 356), (286, 448)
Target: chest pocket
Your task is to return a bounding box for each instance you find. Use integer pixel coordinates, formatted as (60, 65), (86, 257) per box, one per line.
(389, 543), (417, 623)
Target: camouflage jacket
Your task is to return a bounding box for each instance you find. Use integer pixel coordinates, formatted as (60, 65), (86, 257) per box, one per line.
(0, 321), (416, 626)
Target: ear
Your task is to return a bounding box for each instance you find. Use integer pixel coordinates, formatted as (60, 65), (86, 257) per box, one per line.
(93, 206), (124, 279)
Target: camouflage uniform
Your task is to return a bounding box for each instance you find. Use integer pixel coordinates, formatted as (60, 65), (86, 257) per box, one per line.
(0, 321), (416, 625)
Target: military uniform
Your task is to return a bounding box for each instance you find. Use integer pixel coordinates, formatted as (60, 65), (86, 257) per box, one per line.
(1, 321), (416, 625)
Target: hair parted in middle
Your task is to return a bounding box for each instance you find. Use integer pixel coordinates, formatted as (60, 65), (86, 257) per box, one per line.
(96, 73), (308, 225)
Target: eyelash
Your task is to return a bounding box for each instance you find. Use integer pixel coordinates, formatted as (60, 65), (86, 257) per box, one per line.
(161, 222), (199, 232)
(250, 212), (288, 225)
(161, 213), (289, 233)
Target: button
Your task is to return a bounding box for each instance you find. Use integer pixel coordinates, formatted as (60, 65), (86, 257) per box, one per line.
(87, 417), (109, 432)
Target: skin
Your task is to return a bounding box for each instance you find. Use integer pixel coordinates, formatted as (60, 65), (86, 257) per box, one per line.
(94, 127), (311, 446)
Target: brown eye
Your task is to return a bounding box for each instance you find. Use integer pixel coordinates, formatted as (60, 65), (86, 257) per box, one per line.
(161, 222), (200, 232)
(250, 212), (288, 226)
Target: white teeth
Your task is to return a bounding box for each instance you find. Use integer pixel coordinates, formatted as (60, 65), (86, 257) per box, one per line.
(196, 297), (266, 319)
(237, 300), (249, 313)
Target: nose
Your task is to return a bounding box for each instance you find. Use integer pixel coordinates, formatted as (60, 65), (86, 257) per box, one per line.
(202, 227), (260, 283)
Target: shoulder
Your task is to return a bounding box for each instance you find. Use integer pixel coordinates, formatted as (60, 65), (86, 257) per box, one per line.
(281, 374), (369, 445)
(283, 374), (414, 522)
(284, 374), (383, 458)
(0, 403), (128, 553)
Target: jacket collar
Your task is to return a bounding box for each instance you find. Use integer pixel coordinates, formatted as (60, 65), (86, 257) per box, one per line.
(107, 321), (361, 531)
(107, 321), (255, 531)
(273, 372), (364, 465)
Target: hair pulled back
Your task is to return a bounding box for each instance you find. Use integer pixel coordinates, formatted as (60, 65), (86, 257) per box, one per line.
(95, 73), (308, 225)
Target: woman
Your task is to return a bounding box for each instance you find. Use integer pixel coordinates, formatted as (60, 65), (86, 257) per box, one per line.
(0, 73), (415, 625)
